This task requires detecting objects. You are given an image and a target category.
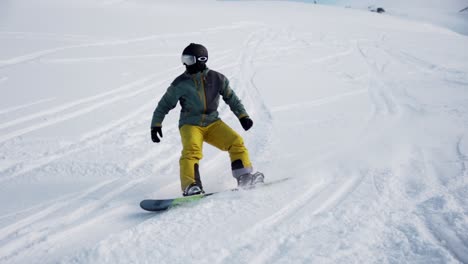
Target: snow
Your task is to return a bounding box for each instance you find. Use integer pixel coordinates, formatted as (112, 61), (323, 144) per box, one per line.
(334, 0), (468, 36)
(1, 0), (468, 263)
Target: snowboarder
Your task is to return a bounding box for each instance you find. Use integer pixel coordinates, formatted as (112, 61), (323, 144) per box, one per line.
(150, 43), (264, 196)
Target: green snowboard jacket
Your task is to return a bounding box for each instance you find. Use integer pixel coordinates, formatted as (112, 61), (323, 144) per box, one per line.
(151, 68), (249, 128)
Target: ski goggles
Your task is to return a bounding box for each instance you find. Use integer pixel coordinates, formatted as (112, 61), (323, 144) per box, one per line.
(181, 55), (208, 66)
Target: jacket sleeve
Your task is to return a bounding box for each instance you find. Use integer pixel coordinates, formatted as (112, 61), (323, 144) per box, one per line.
(151, 85), (179, 128)
(220, 77), (249, 119)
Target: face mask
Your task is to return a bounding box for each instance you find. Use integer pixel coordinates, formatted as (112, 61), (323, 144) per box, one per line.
(185, 62), (207, 74)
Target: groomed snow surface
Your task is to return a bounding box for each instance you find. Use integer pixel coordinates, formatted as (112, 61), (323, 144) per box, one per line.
(1, 0), (468, 263)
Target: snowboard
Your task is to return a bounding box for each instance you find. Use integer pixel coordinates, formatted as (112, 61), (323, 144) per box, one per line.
(140, 177), (289, 212)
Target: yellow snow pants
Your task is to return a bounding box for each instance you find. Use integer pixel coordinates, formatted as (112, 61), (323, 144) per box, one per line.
(179, 120), (252, 191)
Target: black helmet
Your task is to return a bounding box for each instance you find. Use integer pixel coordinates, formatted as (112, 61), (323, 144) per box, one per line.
(182, 43), (208, 58)
(181, 43), (208, 66)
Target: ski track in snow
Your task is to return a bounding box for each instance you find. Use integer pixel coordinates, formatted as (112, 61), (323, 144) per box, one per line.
(354, 36), (468, 263)
(0, 150), (181, 263)
(271, 89), (368, 113)
(215, 179), (328, 264)
(0, 51), (237, 182)
(0, 23), (254, 69)
(249, 175), (366, 264)
(0, 31), (105, 43)
(0, 60), (188, 142)
(41, 53), (178, 63)
(0, 76), (164, 182)
(0, 97), (56, 115)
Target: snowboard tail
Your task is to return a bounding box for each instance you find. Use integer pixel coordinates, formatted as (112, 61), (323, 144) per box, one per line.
(140, 193), (213, 212)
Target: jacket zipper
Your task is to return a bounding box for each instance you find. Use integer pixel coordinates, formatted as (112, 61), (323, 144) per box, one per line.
(193, 73), (208, 126)
(201, 73), (207, 125)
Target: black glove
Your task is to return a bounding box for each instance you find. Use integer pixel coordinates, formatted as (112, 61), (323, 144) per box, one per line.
(151, 127), (163, 143)
(239, 117), (253, 131)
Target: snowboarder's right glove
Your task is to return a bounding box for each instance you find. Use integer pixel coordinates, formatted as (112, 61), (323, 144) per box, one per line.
(151, 126), (163, 143)
(239, 116), (253, 131)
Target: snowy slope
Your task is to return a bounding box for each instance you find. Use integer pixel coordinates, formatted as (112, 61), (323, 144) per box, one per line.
(333, 0), (468, 35)
(1, 0), (468, 263)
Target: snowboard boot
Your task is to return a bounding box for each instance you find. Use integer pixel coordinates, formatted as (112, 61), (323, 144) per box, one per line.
(183, 182), (205, 196)
(236, 172), (265, 188)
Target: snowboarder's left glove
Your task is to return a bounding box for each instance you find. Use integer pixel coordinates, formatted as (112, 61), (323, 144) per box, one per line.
(239, 117), (253, 131)
(151, 126), (163, 143)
